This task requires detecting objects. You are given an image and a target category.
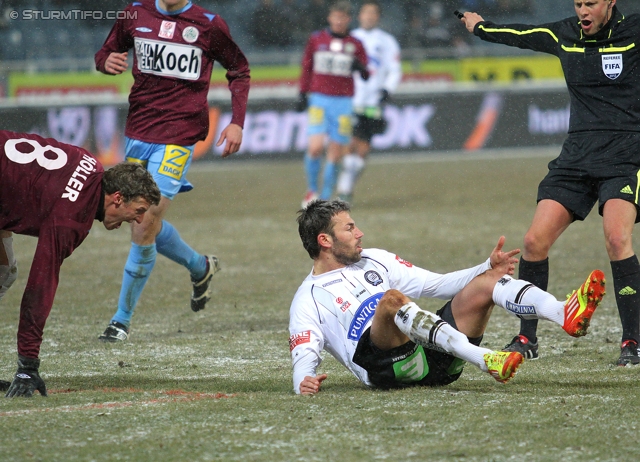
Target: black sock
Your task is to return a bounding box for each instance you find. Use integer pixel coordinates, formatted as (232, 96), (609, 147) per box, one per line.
(611, 255), (640, 344)
(517, 257), (549, 343)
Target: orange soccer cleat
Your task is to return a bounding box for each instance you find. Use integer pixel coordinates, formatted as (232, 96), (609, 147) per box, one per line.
(563, 269), (606, 337)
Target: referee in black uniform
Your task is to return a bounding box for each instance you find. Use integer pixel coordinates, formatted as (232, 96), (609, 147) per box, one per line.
(458, 0), (640, 366)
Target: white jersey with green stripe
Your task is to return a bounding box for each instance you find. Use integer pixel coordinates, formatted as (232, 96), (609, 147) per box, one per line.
(288, 248), (491, 393)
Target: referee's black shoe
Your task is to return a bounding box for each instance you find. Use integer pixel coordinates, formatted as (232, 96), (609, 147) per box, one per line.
(502, 334), (539, 360)
(617, 339), (640, 366)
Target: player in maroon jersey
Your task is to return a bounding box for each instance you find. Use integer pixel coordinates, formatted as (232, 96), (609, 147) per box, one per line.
(0, 130), (160, 397)
(297, 1), (369, 208)
(95, 0), (251, 342)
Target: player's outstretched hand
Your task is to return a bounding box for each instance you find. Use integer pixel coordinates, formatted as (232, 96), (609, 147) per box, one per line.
(456, 11), (485, 33)
(5, 356), (47, 398)
(295, 93), (308, 112)
(104, 52), (129, 75)
(489, 236), (520, 276)
(216, 123), (243, 158)
(300, 374), (327, 395)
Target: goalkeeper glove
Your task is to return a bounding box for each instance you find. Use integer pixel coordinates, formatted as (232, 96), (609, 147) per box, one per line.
(295, 93), (308, 112)
(5, 356), (48, 398)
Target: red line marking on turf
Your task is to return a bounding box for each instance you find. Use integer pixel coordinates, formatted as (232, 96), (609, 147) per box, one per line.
(0, 389), (235, 416)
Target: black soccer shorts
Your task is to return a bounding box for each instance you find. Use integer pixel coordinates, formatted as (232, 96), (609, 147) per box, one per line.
(352, 301), (482, 389)
(352, 114), (387, 143)
(538, 131), (640, 222)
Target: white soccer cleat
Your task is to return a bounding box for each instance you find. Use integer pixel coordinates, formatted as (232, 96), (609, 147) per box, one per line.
(301, 191), (318, 209)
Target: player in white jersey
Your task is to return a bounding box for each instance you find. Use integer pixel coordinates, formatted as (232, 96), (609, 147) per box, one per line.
(289, 200), (606, 394)
(336, 2), (402, 203)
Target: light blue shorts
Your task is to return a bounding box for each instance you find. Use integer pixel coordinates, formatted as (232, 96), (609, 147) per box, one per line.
(307, 92), (353, 145)
(124, 137), (194, 200)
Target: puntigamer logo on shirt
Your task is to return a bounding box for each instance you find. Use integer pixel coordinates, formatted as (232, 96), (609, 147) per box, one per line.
(347, 293), (382, 341)
(134, 37), (202, 80)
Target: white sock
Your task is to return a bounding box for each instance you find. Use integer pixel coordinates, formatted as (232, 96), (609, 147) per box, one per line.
(2, 236), (15, 266)
(336, 154), (365, 195)
(492, 275), (564, 325)
(0, 237), (17, 301)
(395, 302), (493, 372)
(0, 266), (17, 301)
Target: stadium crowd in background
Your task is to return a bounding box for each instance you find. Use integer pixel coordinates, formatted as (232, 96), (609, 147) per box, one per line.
(336, 1), (402, 203)
(94, 0), (250, 342)
(249, 0), (295, 48)
(0, 130), (160, 397)
(297, 1), (369, 208)
(0, 0), (552, 63)
(288, 200), (605, 394)
(401, 2), (471, 51)
(458, 0), (640, 366)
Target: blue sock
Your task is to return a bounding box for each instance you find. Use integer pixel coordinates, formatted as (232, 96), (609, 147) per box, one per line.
(304, 153), (321, 193)
(156, 220), (206, 279)
(112, 243), (157, 327)
(320, 161), (336, 200)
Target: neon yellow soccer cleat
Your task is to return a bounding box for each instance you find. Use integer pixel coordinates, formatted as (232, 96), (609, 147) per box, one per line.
(563, 269), (606, 338)
(483, 351), (524, 383)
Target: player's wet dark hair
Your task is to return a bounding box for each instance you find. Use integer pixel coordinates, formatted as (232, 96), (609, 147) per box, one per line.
(330, 1), (352, 16)
(297, 199), (351, 259)
(102, 162), (161, 206)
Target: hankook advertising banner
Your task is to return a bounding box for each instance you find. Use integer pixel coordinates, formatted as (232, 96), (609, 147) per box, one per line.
(0, 87), (570, 166)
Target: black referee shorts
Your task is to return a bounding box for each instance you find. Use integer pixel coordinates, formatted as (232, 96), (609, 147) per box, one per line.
(538, 131), (640, 222)
(352, 301), (483, 389)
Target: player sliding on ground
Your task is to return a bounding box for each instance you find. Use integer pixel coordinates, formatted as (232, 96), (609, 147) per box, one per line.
(288, 200), (606, 394)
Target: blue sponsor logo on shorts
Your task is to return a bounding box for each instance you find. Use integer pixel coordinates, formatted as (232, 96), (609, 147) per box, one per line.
(505, 301), (536, 316)
(348, 293), (382, 341)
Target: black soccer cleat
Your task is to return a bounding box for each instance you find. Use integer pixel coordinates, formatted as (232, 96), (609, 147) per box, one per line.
(98, 321), (129, 343)
(191, 255), (221, 312)
(617, 339), (640, 366)
(502, 334), (539, 360)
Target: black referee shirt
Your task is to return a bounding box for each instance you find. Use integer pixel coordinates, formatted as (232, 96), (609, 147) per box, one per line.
(474, 7), (640, 134)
